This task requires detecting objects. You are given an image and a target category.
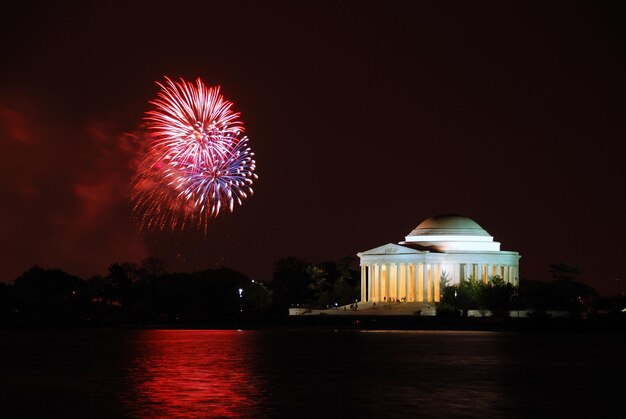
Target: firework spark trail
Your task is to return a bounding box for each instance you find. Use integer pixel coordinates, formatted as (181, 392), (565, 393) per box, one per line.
(132, 77), (257, 231)
(146, 77), (243, 166)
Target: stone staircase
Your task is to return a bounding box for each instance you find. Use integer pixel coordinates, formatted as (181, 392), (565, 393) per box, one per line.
(299, 301), (437, 316)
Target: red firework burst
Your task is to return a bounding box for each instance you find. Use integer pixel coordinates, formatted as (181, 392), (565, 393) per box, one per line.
(132, 77), (257, 231)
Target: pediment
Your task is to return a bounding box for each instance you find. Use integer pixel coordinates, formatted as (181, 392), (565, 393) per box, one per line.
(357, 243), (423, 256)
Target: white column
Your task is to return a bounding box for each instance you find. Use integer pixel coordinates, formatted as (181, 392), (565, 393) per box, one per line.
(389, 264), (395, 301)
(385, 264), (391, 302)
(361, 265), (366, 301)
(434, 264), (441, 302)
(424, 263), (432, 303)
(376, 264), (381, 302)
(404, 263), (411, 302)
(371, 265), (376, 302)
(399, 264), (404, 300)
(409, 263), (415, 301)
(398, 264), (404, 300)
(417, 263), (424, 302)
(367, 265), (372, 302)
(393, 263), (400, 301)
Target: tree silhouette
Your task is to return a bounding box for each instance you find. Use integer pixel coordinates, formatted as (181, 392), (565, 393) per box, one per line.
(271, 257), (312, 310)
(11, 266), (89, 325)
(549, 263), (581, 282)
(139, 257), (168, 281)
(480, 276), (515, 317)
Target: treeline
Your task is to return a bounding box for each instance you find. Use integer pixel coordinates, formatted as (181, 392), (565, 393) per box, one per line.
(438, 263), (623, 318)
(270, 256), (360, 311)
(0, 258), (622, 327)
(0, 256), (360, 327)
(438, 276), (599, 317)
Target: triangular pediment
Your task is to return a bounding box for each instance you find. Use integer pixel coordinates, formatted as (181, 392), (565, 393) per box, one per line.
(358, 243), (423, 256)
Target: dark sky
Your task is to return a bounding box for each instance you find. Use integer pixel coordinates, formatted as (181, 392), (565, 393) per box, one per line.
(1, 1), (624, 295)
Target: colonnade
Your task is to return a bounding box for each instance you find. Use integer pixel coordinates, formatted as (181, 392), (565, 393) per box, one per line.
(360, 262), (518, 303)
(460, 263), (518, 286)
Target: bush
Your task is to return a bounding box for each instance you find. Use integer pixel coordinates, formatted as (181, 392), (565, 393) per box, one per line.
(436, 303), (461, 318)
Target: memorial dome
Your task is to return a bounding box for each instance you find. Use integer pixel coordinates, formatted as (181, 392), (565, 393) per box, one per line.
(402, 214), (499, 251)
(407, 214), (490, 237)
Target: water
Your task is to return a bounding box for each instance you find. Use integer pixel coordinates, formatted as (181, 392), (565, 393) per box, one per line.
(1, 329), (624, 418)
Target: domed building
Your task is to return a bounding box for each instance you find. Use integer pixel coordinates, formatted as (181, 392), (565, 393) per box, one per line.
(357, 214), (521, 304)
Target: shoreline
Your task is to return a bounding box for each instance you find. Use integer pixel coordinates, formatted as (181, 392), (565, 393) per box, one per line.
(2, 315), (625, 332)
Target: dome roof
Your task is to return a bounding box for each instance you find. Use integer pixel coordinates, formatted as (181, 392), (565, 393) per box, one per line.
(407, 214), (490, 237)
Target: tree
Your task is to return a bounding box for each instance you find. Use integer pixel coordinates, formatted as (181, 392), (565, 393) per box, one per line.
(331, 277), (358, 306)
(306, 257), (360, 308)
(549, 277), (595, 314)
(547, 263), (595, 315)
(480, 276), (515, 317)
(106, 262), (140, 307)
(335, 256), (360, 303)
(12, 266), (89, 325)
(307, 262), (333, 307)
(270, 257), (312, 311)
(518, 279), (551, 313)
(457, 277), (482, 316)
(139, 257), (168, 281)
(242, 281), (272, 313)
(336, 256), (360, 287)
(439, 276), (481, 317)
(549, 263), (581, 282)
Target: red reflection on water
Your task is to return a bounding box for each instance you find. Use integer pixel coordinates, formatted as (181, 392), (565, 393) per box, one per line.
(122, 330), (265, 418)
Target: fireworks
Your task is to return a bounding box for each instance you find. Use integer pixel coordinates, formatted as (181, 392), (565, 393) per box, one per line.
(132, 77), (257, 231)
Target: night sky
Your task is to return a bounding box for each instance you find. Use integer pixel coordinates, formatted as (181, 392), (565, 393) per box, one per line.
(1, 1), (624, 295)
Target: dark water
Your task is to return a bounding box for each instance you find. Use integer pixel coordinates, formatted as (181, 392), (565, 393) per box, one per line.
(1, 329), (624, 418)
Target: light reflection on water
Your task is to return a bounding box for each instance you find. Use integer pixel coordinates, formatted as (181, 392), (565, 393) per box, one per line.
(120, 330), (269, 418)
(1, 329), (625, 418)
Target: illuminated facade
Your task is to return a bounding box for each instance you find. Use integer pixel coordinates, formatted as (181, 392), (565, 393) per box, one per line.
(357, 214), (520, 303)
